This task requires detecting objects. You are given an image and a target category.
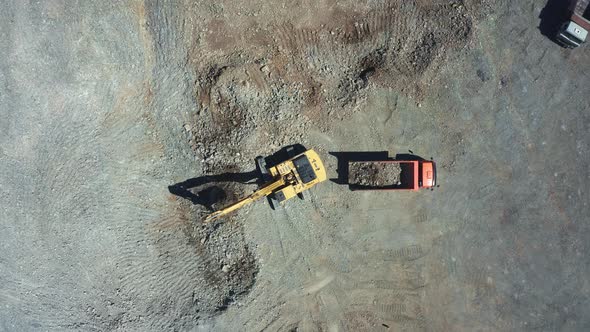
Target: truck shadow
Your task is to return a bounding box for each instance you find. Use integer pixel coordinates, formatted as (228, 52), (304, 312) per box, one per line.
(539, 0), (568, 43)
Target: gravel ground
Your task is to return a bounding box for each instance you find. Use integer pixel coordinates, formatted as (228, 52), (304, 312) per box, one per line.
(1, 0), (589, 331)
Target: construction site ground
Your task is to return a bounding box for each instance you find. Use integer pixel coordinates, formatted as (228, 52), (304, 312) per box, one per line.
(1, 0), (589, 331)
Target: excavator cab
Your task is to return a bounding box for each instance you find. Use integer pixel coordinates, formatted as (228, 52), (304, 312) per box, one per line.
(270, 151), (325, 204)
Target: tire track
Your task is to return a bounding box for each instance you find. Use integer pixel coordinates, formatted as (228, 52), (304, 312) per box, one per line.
(275, 24), (320, 56)
(383, 244), (427, 262)
(5, 110), (109, 329)
(95, 81), (222, 328)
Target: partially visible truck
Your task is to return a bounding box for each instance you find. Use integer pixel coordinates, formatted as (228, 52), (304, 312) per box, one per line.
(557, 0), (590, 48)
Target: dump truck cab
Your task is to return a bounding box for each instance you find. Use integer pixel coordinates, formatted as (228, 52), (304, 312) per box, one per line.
(557, 21), (588, 47)
(420, 160), (436, 189)
(556, 0), (590, 48)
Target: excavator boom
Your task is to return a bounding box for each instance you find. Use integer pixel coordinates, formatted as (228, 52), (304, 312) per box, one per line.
(203, 177), (286, 223)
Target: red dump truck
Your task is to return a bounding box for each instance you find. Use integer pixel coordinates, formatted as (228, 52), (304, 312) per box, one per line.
(348, 159), (436, 191)
(557, 0), (590, 48)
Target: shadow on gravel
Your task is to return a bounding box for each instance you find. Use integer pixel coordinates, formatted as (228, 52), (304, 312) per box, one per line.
(539, 0), (568, 44)
(169, 170), (259, 211)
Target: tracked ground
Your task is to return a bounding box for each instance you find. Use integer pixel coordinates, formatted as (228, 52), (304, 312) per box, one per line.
(186, 0), (480, 173)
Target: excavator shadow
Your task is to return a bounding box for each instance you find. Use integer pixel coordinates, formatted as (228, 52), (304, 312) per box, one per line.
(168, 170), (259, 211)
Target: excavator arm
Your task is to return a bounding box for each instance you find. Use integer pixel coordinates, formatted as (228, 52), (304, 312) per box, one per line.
(203, 176), (286, 223)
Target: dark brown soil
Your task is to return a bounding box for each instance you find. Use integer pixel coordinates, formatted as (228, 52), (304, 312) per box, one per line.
(348, 162), (402, 187)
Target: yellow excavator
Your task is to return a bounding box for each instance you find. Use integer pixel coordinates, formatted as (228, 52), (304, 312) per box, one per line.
(204, 149), (327, 223)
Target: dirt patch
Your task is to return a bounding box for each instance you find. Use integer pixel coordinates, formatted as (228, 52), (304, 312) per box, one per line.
(186, 1), (482, 167)
(177, 0), (485, 319)
(188, 59), (309, 174)
(187, 209), (259, 313)
(349, 162), (402, 187)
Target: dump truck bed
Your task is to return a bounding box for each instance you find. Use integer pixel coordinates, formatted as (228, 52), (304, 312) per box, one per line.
(348, 160), (419, 191)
